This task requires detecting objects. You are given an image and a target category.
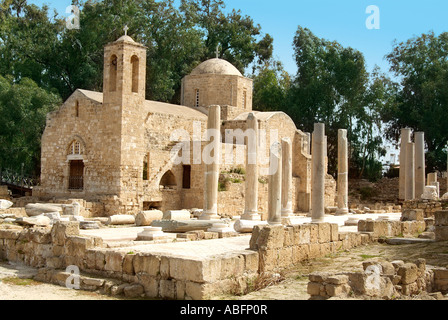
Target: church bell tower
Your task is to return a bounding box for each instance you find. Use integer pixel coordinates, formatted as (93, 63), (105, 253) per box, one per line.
(103, 26), (147, 106)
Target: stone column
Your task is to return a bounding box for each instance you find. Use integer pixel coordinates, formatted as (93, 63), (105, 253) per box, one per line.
(414, 132), (425, 199)
(281, 137), (293, 217)
(200, 105), (221, 220)
(405, 142), (415, 200)
(399, 128), (412, 200)
(311, 123), (325, 223)
(336, 129), (349, 215)
(241, 113), (261, 221)
(268, 142), (282, 225)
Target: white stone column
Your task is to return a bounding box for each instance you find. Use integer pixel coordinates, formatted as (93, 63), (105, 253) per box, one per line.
(200, 105), (221, 220)
(336, 129), (349, 215)
(268, 142), (282, 225)
(405, 142), (415, 200)
(399, 128), (412, 200)
(311, 123), (325, 222)
(242, 113), (261, 221)
(281, 137), (293, 217)
(414, 132), (425, 199)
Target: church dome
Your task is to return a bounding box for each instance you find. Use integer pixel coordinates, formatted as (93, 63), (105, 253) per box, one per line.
(190, 58), (242, 76)
(115, 35), (135, 43)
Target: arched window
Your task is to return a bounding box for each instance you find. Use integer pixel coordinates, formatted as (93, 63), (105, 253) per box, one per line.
(159, 170), (176, 190)
(68, 140), (82, 155)
(109, 55), (118, 92)
(131, 55), (139, 93)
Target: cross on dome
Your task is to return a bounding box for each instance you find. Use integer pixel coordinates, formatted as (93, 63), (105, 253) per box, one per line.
(123, 25), (129, 36)
(215, 44), (220, 59)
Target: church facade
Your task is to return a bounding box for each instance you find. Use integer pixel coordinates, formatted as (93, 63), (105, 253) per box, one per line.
(34, 34), (331, 217)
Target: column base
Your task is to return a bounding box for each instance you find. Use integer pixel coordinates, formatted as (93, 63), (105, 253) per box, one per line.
(198, 213), (221, 220)
(335, 208), (349, 215)
(240, 212), (261, 221)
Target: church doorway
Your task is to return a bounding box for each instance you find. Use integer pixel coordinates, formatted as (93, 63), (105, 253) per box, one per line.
(68, 160), (84, 190)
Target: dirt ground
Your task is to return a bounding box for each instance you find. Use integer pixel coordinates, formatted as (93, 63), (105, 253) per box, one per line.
(1, 240), (448, 300)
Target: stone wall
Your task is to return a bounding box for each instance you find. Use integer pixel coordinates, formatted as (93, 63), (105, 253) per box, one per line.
(402, 200), (443, 218)
(0, 222), (259, 300)
(307, 259), (448, 300)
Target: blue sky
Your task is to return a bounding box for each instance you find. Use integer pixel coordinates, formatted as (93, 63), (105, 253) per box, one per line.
(29, 0), (448, 77)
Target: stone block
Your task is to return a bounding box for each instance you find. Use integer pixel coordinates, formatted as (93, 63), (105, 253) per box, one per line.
(159, 279), (176, 299)
(122, 254), (135, 275)
(124, 284), (144, 298)
(308, 224), (318, 243)
(133, 253), (161, 276)
(219, 254), (245, 279)
(51, 221), (80, 246)
(163, 209), (191, 221)
(104, 251), (125, 273)
(283, 226), (294, 246)
(65, 236), (95, 257)
(327, 274), (349, 285)
(397, 263), (418, 285)
(330, 223), (339, 241)
(169, 257), (219, 283)
(135, 210), (163, 226)
(317, 223), (331, 243)
(307, 282), (322, 296)
(309, 243), (320, 259)
(28, 228), (52, 244)
(254, 224), (284, 250)
(326, 283), (350, 297)
(136, 273), (159, 298)
(435, 226), (448, 241)
(401, 209), (424, 221)
(292, 244), (309, 263)
(292, 224), (310, 245)
(434, 210), (448, 226)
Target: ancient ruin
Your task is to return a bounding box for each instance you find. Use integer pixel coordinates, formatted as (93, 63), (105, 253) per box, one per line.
(1, 33), (448, 301)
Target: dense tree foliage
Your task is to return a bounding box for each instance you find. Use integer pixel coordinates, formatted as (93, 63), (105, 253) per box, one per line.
(382, 31), (448, 172)
(0, 75), (61, 175)
(1, 0), (446, 182)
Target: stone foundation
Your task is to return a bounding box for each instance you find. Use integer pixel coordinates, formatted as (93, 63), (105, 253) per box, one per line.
(307, 258), (448, 300)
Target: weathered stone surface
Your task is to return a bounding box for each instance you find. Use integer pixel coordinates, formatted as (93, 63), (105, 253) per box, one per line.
(401, 209), (424, 221)
(124, 284), (144, 298)
(50, 221), (80, 246)
(397, 263), (419, 285)
(25, 203), (63, 216)
(151, 219), (217, 232)
(135, 210), (163, 226)
(15, 215), (51, 227)
(163, 209), (190, 221)
(106, 215), (135, 225)
(434, 210), (448, 226)
(0, 200), (13, 210)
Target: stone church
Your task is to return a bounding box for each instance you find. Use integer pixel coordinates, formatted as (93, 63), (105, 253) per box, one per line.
(34, 33), (334, 218)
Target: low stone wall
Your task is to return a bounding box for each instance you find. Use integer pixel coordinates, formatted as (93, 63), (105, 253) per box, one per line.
(249, 223), (372, 273)
(0, 222), (259, 299)
(402, 200), (444, 218)
(358, 219), (426, 237)
(435, 210), (448, 241)
(307, 258), (448, 300)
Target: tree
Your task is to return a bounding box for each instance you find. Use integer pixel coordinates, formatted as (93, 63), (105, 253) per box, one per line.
(251, 59), (290, 112)
(383, 31), (448, 172)
(286, 26), (390, 180)
(179, 0), (273, 73)
(0, 75), (61, 176)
